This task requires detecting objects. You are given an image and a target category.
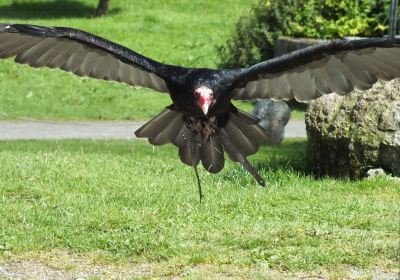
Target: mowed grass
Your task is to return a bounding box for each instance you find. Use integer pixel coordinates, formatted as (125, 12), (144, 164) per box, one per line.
(0, 139), (398, 272)
(0, 0), (270, 121)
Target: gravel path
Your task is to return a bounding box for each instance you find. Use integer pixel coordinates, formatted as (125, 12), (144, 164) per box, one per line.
(0, 120), (306, 140)
(0, 258), (397, 280)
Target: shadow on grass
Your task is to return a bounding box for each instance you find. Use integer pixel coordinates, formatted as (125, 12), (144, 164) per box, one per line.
(221, 140), (316, 186)
(0, 0), (120, 19)
(257, 140), (309, 172)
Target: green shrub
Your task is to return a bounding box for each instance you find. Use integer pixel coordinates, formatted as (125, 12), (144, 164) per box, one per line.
(218, 0), (396, 68)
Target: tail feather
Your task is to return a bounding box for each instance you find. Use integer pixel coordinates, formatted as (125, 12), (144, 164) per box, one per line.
(136, 109), (200, 167)
(223, 110), (270, 161)
(234, 109), (260, 125)
(230, 112), (270, 142)
(179, 137), (200, 166)
(224, 119), (257, 157)
(135, 108), (183, 146)
(221, 128), (265, 186)
(199, 135), (224, 173)
(149, 113), (183, 145)
(172, 124), (189, 147)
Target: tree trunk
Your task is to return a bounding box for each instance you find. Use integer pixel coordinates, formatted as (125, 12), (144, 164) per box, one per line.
(96, 0), (109, 16)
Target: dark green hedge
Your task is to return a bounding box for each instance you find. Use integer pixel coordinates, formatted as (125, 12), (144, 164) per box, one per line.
(218, 0), (397, 68)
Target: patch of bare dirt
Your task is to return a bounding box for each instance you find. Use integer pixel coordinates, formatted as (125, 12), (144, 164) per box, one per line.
(0, 251), (398, 279)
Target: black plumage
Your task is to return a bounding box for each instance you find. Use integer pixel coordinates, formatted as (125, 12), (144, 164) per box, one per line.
(1, 23), (400, 200)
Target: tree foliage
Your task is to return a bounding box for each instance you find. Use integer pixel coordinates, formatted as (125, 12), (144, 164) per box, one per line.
(218, 0), (397, 68)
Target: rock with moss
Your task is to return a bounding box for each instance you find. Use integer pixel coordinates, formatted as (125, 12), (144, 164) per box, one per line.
(306, 79), (400, 179)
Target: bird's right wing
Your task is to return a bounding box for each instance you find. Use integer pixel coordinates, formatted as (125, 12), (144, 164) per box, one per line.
(0, 23), (174, 93)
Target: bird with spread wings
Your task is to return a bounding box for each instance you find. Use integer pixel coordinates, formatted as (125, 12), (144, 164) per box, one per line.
(1, 23), (399, 200)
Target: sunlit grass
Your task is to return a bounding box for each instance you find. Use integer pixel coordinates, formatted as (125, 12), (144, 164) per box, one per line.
(0, 139), (398, 271)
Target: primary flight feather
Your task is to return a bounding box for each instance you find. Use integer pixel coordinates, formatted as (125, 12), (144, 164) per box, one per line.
(1, 23), (400, 200)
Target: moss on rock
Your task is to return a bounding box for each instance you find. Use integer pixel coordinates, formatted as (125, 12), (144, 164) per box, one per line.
(306, 79), (400, 179)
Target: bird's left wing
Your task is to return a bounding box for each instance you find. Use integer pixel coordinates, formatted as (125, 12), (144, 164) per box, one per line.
(231, 38), (400, 101)
(0, 23), (170, 93)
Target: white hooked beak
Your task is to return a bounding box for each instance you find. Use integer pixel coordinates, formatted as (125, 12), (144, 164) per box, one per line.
(201, 103), (209, 116)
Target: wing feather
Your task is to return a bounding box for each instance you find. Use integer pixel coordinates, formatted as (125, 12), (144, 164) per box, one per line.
(269, 74), (293, 100)
(364, 53), (400, 78)
(0, 23), (170, 93)
(44, 41), (78, 68)
(323, 57), (354, 94)
(312, 70), (332, 94)
(287, 70), (317, 101)
(232, 38), (400, 101)
(34, 40), (67, 67)
(0, 33), (31, 57)
(341, 54), (375, 89)
(342, 52), (378, 84)
(62, 45), (88, 73)
(75, 51), (97, 76)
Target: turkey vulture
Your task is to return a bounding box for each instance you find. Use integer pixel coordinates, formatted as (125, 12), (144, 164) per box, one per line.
(1, 23), (400, 200)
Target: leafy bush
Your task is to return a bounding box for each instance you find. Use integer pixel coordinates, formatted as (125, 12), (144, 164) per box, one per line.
(218, 0), (396, 68)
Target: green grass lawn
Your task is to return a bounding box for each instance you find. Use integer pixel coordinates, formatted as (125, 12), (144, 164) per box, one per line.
(0, 0), (295, 121)
(0, 139), (398, 276)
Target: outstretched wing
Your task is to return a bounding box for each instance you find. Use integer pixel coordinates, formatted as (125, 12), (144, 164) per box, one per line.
(231, 38), (400, 101)
(0, 23), (170, 93)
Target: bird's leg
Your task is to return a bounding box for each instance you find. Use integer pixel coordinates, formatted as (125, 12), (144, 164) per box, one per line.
(187, 129), (203, 202)
(220, 129), (265, 187)
(193, 164), (203, 202)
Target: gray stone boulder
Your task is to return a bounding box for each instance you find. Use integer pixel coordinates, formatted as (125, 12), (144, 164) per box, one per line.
(252, 100), (291, 144)
(306, 78), (400, 179)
